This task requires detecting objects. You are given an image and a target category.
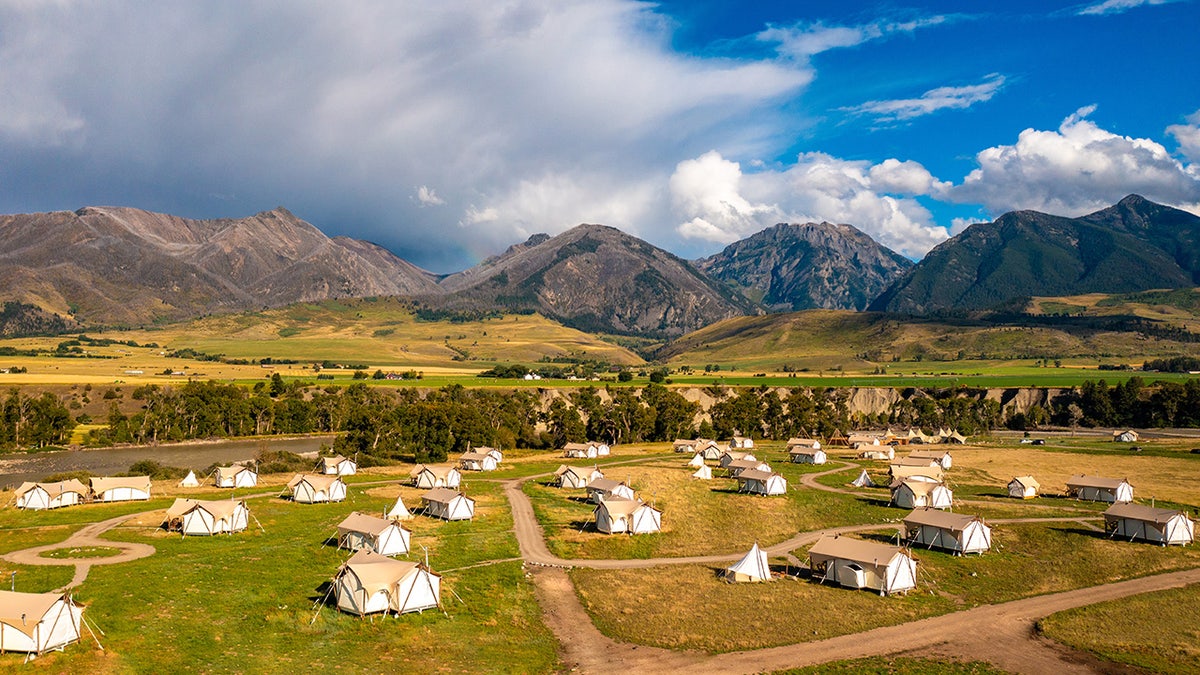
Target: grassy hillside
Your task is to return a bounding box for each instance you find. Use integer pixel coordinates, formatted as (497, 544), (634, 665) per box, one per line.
(659, 308), (1200, 373)
(1027, 288), (1200, 326)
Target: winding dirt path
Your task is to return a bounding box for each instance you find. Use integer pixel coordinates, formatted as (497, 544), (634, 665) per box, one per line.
(506, 461), (1193, 674)
(2, 513), (156, 590)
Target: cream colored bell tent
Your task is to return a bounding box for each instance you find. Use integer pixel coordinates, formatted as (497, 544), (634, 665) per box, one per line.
(214, 465), (258, 489)
(164, 498), (250, 536)
(890, 478), (953, 510)
(593, 498), (662, 534)
(1066, 475), (1133, 503)
(336, 512), (411, 556)
(13, 480), (88, 511)
(333, 550), (441, 617)
(286, 474), (347, 503)
(178, 471), (200, 488)
(724, 542), (770, 582)
(317, 454), (357, 476)
(585, 478), (635, 504)
(386, 495), (413, 520)
(457, 451), (498, 472)
(691, 464), (713, 480)
(0, 590), (84, 655)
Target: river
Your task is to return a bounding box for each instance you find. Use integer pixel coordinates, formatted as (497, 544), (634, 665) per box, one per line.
(0, 435), (337, 488)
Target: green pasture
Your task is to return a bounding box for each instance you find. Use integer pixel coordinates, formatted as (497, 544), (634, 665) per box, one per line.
(1040, 583), (1200, 674)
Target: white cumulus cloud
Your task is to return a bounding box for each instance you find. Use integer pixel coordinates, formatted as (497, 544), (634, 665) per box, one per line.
(415, 186), (445, 206)
(951, 106), (1200, 216)
(1166, 110), (1200, 163)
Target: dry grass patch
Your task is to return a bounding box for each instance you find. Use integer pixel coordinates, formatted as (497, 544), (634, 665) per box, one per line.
(571, 521), (1200, 653)
(949, 444), (1200, 506)
(1040, 583), (1200, 675)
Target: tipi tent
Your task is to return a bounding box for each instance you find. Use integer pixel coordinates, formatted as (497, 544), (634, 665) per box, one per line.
(215, 465), (258, 489)
(692, 465), (712, 480)
(0, 590), (83, 655)
(807, 536), (917, 595)
(333, 549), (441, 617)
(14, 480), (88, 510)
(1007, 476), (1040, 499)
(850, 469), (876, 488)
(318, 455), (357, 476)
(90, 476), (151, 502)
(386, 495), (413, 520)
(1103, 503), (1194, 546)
(724, 542), (770, 582)
(287, 474), (347, 503)
(902, 508), (991, 555)
(164, 498), (250, 536)
(178, 471), (200, 488)
(336, 512), (412, 556)
(593, 499), (662, 534)
(421, 488), (475, 521)
(687, 452), (706, 468)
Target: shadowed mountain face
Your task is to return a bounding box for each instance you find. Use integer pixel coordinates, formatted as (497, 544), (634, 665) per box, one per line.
(870, 195), (1200, 314)
(694, 222), (913, 311)
(435, 224), (759, 338)
(0, 206), (441, 325)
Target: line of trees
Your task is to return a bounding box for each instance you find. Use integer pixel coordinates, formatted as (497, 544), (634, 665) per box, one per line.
(5, 377), (1200, 457)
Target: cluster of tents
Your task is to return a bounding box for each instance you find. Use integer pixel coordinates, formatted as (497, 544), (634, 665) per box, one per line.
(679, 440), (789, 496)
(551, 449), (662, 535)
(13, 476), (152, 510)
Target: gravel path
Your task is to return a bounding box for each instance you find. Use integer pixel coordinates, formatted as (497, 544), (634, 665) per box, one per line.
(2, 513), (157, 591)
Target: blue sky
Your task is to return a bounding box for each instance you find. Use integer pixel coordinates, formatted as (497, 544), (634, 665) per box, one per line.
(1, 1), (1197, 271)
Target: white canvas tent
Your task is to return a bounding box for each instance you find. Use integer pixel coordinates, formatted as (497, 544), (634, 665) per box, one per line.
(736, 469), (787, 496)
(458, 451), (498, 472)
(14, 480), (88, 510)
(687, 452), (706, 468)
(903, 508), (991, 555)
(0, 590), (83, 655)
(337, 512), (411, 556)
(1112, 430), (1139, 443)
(287, 474), (347, 503)
(726, 458), (771, 477)
(90, 476), (151, 502)
(1103, 503), (1195, 546)
(318, 455), (357, 476)
(554, 465), (602, 489)
(1066, 475), (1133, 503)
(850, 469), (876, 488)
(386, 495), (413, 520)
(786, 438), (822, 451)
(731, 436), (754, 449)
(164, 498), (250, 536)
(215, 465), (258, 489)
(889, 463), (944, 483)
(891, 479), (953, 510)
(789, 448), (827, 464)
(696, 441), (726, 461)
(857, 446), (895, 461)
(724, 542), (770, 582)
(593, 498), (662, 534)
(1007, 476), (1040, 499)
(718, 450), (756, 468)
(906, 450), (953, 470)
(673, 439), (699, 453)
(807, 535), (917, 596)
(479, 446), (503, 464)
(410, 465), (461, 489)
(585, 478), (635, 504)
(692, 465), (712, 480)
(333, 549), (441, 617)
(421, 488), (475, 521)
(178, 471), (200, 488)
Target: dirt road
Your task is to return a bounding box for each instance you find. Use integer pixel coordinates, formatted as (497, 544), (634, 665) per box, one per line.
(3, 513), (156, 590)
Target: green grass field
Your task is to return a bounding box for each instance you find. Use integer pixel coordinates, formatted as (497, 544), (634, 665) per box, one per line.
(1039, 583), (1200, 674)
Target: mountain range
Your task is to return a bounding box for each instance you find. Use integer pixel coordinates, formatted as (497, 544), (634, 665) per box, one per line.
(871, 195), (1200, 314)
(0, 195), (1197, 338)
